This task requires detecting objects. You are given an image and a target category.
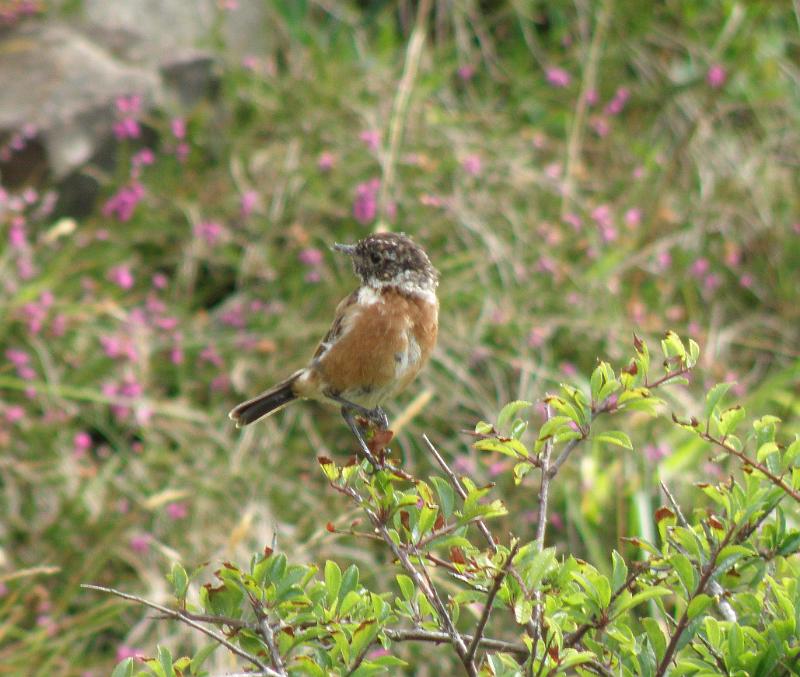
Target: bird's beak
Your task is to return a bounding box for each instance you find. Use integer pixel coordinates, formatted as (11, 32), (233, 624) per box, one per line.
(333, 243), (356, 255)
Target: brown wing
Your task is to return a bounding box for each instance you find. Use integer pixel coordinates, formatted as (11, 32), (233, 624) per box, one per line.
(311, 289), (360, 361)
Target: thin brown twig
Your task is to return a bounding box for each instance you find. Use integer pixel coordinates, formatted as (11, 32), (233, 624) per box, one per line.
(334, 481), (475, 675)
(702, 432), (800, 502)
(81, 584), (275, 675)
(659, 481), (737, 623)
(411, 542), (477, 676)
(466, 541), (521, 665)
(249, 593), (287, 676)
(654, 525), (736, 676)
(422, 434), (540, 641)
(385, 628), (528, 658)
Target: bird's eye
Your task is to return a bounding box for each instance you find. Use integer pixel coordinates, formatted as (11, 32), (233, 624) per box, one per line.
(370, 252), (381, 265)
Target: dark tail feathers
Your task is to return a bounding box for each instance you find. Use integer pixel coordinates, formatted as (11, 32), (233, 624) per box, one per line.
(229, 371), (301, 427)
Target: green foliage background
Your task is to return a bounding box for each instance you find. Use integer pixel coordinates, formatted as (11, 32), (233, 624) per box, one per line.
(0, 0), (798, 674)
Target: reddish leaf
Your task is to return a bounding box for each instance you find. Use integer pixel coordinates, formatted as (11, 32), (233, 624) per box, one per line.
(654, 507), (675, 523)
(450, 547), (467, 565)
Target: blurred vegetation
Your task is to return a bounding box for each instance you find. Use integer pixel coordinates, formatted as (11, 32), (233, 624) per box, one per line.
(0, 0), (798, 674)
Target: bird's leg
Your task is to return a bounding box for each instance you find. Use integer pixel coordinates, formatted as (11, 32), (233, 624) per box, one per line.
(327, 393), (390, 430)
(341, 406), (381, 468)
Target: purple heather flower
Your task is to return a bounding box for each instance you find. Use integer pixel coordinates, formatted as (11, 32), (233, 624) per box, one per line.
(706, 64), (727, 89)
(545, 67), (571, 88)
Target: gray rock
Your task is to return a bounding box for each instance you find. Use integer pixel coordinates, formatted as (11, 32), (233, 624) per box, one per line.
(0, 21), (159, 179)
(0, 2), (271, 183)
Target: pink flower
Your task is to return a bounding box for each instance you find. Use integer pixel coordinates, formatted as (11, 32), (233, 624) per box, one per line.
(9, 216), (26, 249)
(108, 265), (135, 290)
(116, 646), (145, 662)
(166, 502), (188, 520)
(461, 154), (482, 177)
(624, 208), (642, 229)
(739, 273), (753, 288)
(299, 248), (323, 266)
(132, 148), (155, 168)
(102, 182), (145, 222)
(690, 258), (710, 277)
(706, 64), (726, 89)
(591, 204), (612, 229)
(74, 432), (92, 456)
(656, 250), (672, 270)
(317, 151), (336, 171)
(359, 129), (381, 152)
(644, 443), (669, 462)
(194, 220), (226, 245)
(353, 179), (379, 225)
(152, 273), (168, 289)
(703, 273), (721, 293)
(457, 64), (475, 81)
(200, 344), (223, 367)
(129, 534), (151, 554)
(170, 333), (184, 365)
(527, 327), (548, 348)
(211, 374), (230, 392)
(605, 87), (630, 115)
(545, 67), (570, 88)
(113, 118), (140, 140)
(561, 362), (577, 377)
(6, 349), (30, 367)
(5, 405), (24, 423)
(240, 190), (258, 218)
(563, 213), (582, 231)
(171, 118), (186, 139)
(590, 116), (610, 137)
(585, 89), (599, 106)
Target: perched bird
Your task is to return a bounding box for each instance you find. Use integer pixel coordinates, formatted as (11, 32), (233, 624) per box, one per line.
(229, 232), (439, 464)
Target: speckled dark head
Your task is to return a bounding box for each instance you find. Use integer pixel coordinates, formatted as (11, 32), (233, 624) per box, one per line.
(335, 232), (438, 293)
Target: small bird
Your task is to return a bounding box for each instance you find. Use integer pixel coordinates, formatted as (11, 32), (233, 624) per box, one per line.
(229, 232), (439, 464)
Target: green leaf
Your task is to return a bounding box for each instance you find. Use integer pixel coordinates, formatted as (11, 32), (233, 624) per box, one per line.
(757, 442), (779, 463)
(611, 586), (672, 617)
(513, 546), (556, 589)
(595, 430), (633, 450)
(396, 575), (414, 601)
(719, 406), (745, 437)
(417, 505), (438, 537)
(339, 565), (359, 602)
(671, 553), (697, 596)
(597, 379), (621, 404)
(497, 400), (532, 430)
(474, 437), (529, 459)
(546, 395), (586, 427)
(538, 415), (573, 439)
(339, 590), (362, 617)
(688, 339), (700, 367)
(111, 659), (135, 677)
(661, 331), (686, 361)
(157, 646), (175, 677)
(514, 598), (533, 624)
(642, 618), (666, 663)
(167, 562), (189, 600)
(325, 561), (342, 604)
(190, 644), (217, 674)
(474, 420), (493, 435)
(687, 593), (713, 619)
(705, 383), (733, 419)
(430, 477), (455, 519)
(611, 550), (628, 592)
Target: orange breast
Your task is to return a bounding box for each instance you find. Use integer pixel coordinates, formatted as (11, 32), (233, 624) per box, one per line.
(311, 288), (437, 401)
